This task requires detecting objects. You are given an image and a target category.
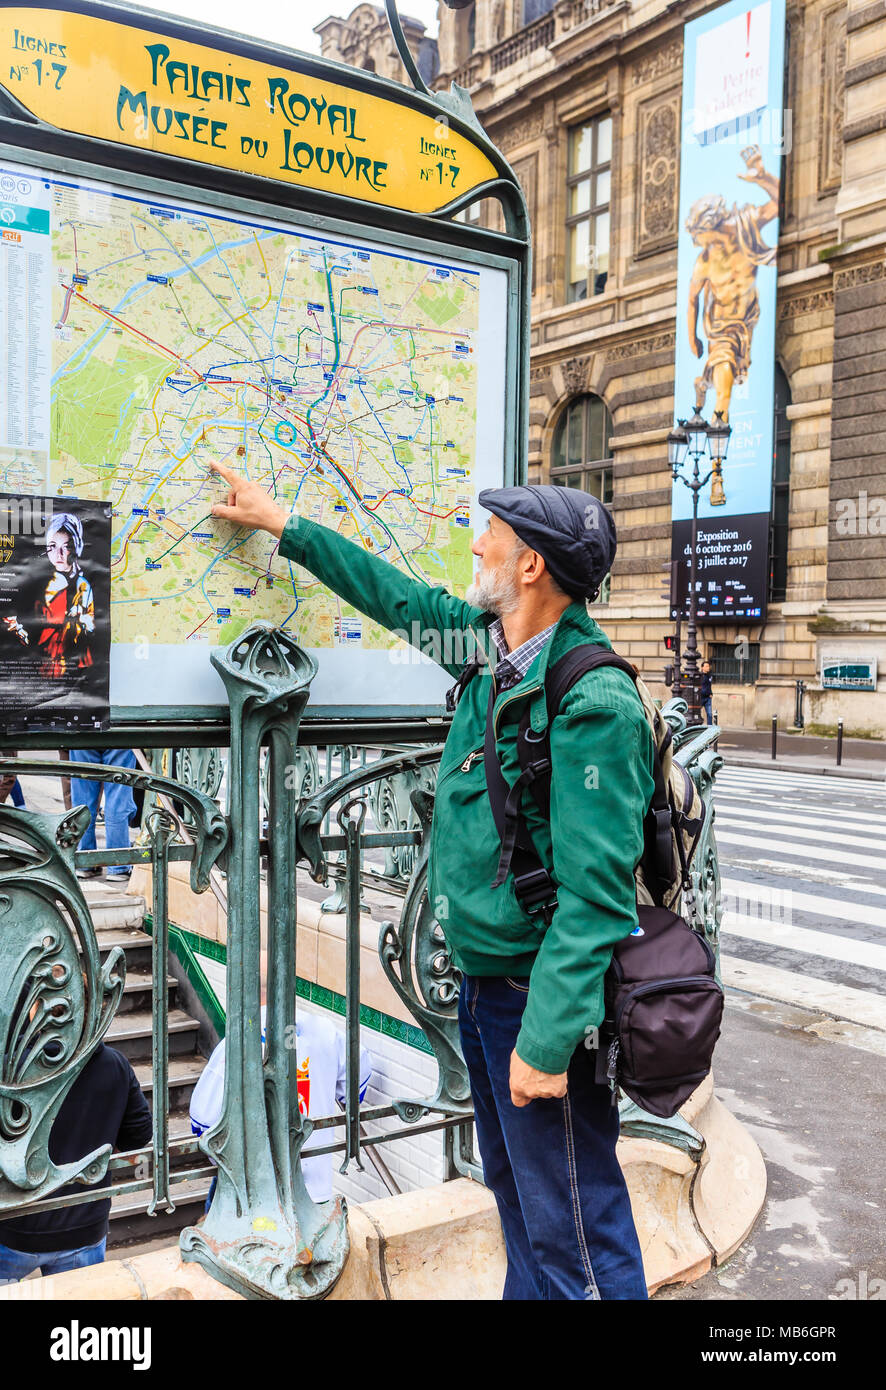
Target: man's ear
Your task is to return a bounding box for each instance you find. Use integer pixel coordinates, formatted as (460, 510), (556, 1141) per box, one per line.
(519, 548), (545, 586)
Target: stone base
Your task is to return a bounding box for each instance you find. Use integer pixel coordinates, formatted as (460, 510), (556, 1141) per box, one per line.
(0, 1075), (765, 1301)
(619, 1073), (767, 1294)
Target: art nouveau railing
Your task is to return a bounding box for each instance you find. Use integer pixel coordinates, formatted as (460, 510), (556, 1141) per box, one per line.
(0, 622), (723, 1299)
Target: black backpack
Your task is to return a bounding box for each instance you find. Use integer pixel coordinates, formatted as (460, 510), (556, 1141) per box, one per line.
(447, 643), (724, 1119)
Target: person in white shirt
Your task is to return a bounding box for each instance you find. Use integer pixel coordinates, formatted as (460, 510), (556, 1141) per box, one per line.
(190, 1007), (373, 1205)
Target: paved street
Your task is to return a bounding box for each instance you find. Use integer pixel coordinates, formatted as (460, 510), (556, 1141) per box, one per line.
(715, 764), (886, 1033)
(663, 763), (886, 1301)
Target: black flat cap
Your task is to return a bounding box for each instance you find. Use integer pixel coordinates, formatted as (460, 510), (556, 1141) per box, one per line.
(478, 484), (617, 601)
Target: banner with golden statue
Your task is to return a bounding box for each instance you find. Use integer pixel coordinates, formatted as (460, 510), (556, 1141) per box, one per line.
(671, 0), (787, 624)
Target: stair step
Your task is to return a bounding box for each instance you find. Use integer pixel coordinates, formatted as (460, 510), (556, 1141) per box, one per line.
(108, 1176), (213, 1248)
(107, 1008), (199, 1061)
(168, 1107), (198, 1141)
(81, 886), (146, 932)
(116, 968), (178, 1014)
(121, 968), (177, 991)
(85, 926), (152, 952)
(133, 1057), (208, 1109)
(82, 927), (153, 971)
(82, 885), (146, 909)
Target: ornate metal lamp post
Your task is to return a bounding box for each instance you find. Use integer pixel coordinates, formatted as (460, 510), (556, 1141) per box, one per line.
(667, 410), (732, 720)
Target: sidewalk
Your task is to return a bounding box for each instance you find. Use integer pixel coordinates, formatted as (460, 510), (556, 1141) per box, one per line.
(713, 727), (885, 781)
(660, 988), (886, 1301)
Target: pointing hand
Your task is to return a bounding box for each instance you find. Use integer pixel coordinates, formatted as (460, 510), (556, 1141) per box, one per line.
(208, 461), (289, 539)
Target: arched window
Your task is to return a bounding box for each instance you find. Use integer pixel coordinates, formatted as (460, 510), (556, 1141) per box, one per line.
(551, 393), (614, 601)
(769, 364), (792, 603)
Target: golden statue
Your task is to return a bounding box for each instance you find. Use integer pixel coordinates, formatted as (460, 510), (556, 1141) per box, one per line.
(686, 145), (779, 505)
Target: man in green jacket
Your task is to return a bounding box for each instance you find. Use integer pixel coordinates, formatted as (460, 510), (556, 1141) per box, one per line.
(209, 460), (653, 1300)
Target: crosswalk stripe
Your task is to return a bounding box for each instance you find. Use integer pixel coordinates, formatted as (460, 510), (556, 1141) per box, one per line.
(717, 789), (886, 814)
(717, 769), (885, 793)
(715, 829), (885, 871)
(714, 764), (886, 1027)
(722, 911), (886, 973)
(716, 814), (886, 851)
(720, 955), (886, 1031)
(714, 799), (886, 830)
(720, 876), (886, 931)
(717, 772), (879, 795)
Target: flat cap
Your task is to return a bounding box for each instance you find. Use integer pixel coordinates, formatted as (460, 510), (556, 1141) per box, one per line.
(478, 484), (617, 601)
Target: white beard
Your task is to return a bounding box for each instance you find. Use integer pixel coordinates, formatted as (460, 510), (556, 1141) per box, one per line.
(465, 551), (521, 616)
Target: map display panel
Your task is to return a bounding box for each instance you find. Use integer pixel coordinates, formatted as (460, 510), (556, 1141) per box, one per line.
(0, 159), (508, 711)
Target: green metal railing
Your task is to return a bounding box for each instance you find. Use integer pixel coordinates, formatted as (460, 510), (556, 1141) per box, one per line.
(0, 620), (724, 1299)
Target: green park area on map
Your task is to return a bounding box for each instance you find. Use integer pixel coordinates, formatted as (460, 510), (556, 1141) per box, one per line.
(47, 179), (480, 651)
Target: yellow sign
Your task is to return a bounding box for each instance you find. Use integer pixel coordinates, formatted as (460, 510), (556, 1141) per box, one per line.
(0, 6), (499, 214)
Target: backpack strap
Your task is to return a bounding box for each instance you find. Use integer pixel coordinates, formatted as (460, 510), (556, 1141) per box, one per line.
(484, 682), (558, 918)
(444, 653), (484, 713)
(488, 643), (676, 910)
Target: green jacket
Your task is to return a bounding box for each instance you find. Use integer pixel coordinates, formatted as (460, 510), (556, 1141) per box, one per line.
(279, 514), (655, 1074)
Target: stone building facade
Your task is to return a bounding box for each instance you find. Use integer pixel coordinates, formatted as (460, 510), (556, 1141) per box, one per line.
(315, 4), (439, 86)
(320, 1), (886, 735)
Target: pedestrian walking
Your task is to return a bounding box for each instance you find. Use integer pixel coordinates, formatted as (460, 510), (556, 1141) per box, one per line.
(68, 748), (138, 880)
(208, 460), (653, 1301)
(0, 752), (24, 808)
(699, 660), (714, 725)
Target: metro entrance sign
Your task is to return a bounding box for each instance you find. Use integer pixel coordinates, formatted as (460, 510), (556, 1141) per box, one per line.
(0, 5), (499, 214)
(0, 0), (531, 731)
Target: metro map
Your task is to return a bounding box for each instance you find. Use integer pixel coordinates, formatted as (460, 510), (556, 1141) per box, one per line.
(38, 173), (480, 652)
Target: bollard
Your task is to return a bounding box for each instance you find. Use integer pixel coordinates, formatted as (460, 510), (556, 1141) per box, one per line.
(793, 679), (806, 730)
(771, 715), (777, 761)
(836, 719), (844, 767)
(713, 708), (719, 752)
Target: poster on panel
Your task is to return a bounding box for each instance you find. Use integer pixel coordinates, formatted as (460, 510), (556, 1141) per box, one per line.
(0, 493), (111, 729)
(671, 0), (787, 625)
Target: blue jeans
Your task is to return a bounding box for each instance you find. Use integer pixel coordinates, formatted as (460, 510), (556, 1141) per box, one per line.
(69, 748), (137, 874)
(0, 1237), (106, 1282)
(458, 975), (647, 1301)
(702, 697), (713, 725)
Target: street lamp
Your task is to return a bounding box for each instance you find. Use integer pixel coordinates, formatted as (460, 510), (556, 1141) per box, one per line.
(669, 409), (732, 721)
(666, 425), (688, 470)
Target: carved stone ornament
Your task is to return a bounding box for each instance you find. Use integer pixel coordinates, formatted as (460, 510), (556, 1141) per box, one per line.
(560, 355), (591, 395)
(777, 288), (835, 320)
(819, 5), (846, 195)
(833, 262), (884, 293)
(605, 330), (676, 363)
(631, 38), (683, 87)
(498, 112), (545, 154)
(636, 94), (679, 254)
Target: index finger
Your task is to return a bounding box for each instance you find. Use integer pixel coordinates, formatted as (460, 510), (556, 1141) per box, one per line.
(208, 459), (239, 485)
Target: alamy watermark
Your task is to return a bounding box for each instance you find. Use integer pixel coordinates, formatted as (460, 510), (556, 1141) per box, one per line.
(834, 491), (886, 536)
(0, 495), (53, 537)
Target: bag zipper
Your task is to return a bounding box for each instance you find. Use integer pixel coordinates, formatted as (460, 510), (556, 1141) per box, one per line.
(614, 974), (720, 1030)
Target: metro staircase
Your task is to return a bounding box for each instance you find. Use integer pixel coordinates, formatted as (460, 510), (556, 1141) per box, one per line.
(83, 882), (213, 1251)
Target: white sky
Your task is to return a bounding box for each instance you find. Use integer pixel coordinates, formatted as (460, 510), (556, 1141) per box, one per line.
(135, 0), (440, 56)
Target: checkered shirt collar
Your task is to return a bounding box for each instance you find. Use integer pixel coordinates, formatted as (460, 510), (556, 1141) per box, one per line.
(487, 617), (557, 688)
